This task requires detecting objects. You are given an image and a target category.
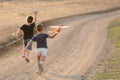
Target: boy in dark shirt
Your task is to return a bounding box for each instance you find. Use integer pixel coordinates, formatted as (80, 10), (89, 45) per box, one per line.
(16, 11), (37, 62)
(25, 24), (61, 74)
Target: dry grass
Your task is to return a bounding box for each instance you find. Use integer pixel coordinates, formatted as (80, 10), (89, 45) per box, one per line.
(92, 18), (120, 80)
(0, 0), (120, 45)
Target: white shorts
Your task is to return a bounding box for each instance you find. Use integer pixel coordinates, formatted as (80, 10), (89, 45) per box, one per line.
(36, 48), (47, 56)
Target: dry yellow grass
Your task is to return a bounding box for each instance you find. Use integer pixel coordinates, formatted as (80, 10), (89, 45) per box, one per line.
(0, 0), (120, 45)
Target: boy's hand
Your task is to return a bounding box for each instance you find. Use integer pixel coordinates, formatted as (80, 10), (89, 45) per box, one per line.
(34, 10), (37, 14)
(24, 48), (27, 53)
(16, 35), (18, 40)
(57, 26), (61, 32)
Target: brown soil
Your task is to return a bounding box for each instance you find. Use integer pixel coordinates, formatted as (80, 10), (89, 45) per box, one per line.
(1, 10), (120, 80)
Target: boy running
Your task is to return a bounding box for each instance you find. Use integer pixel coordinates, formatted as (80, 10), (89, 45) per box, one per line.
(25, 24), (61, 74)
(16, 11), (37, 62)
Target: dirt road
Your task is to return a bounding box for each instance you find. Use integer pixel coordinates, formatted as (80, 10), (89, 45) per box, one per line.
(0, 10), (120, 80)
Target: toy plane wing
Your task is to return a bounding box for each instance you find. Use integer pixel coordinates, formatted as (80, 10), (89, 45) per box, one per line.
(49, 26), (69, 29)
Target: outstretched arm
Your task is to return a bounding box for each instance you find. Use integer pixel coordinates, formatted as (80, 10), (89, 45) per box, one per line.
(16, 29), (22, 40)
(48, 32), (58, 38)
(48, 27), (61, 38)
(25, 40), (33, 51)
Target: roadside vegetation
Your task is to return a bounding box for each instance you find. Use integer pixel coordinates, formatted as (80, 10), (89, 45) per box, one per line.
(94, 18), (120, 80)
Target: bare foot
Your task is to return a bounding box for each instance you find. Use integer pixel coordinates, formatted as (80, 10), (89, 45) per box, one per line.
(25, 58), (30, 62)
(36, 70), (41, 75)
(21, 55), (25, 58)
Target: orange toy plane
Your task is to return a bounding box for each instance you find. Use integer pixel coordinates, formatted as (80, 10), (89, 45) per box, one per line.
(49, 25), (69, 34)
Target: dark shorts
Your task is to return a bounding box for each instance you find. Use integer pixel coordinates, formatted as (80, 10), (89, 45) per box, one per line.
(24, 39), (32, 50)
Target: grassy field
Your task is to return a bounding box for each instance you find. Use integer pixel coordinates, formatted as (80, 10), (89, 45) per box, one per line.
(0, 0), (120, 46)
(92, 18), (120, 80)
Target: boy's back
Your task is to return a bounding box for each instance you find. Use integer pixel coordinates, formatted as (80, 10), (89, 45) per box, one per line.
(32, 33), (49, 48)
(20, 23), (35, 40)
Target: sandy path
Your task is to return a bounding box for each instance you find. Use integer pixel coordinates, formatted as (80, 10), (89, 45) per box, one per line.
(0, 10), (120, 80)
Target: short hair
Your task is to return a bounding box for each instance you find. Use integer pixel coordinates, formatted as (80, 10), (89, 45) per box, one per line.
(37, 24), (44, 31)
(27, 16), (33, 23)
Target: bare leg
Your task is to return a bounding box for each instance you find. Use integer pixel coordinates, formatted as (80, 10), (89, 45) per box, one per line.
(40, 55), (46, 63)
(38, 55), (46, 73)
(37, 55), (41, 74)
(22, 45), (25, 58)
(25, 50), (30, 62)
(37, 55), (41, 64)
(25, 50), (30, 58)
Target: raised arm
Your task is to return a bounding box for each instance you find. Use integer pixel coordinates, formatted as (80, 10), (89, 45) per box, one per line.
(34, 11), (37, 23)
(16, 29), (22, 40)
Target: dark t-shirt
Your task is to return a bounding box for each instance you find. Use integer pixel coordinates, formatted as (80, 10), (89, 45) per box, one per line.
(20, 23), (35, 40)
(32, 33), (49, 48)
